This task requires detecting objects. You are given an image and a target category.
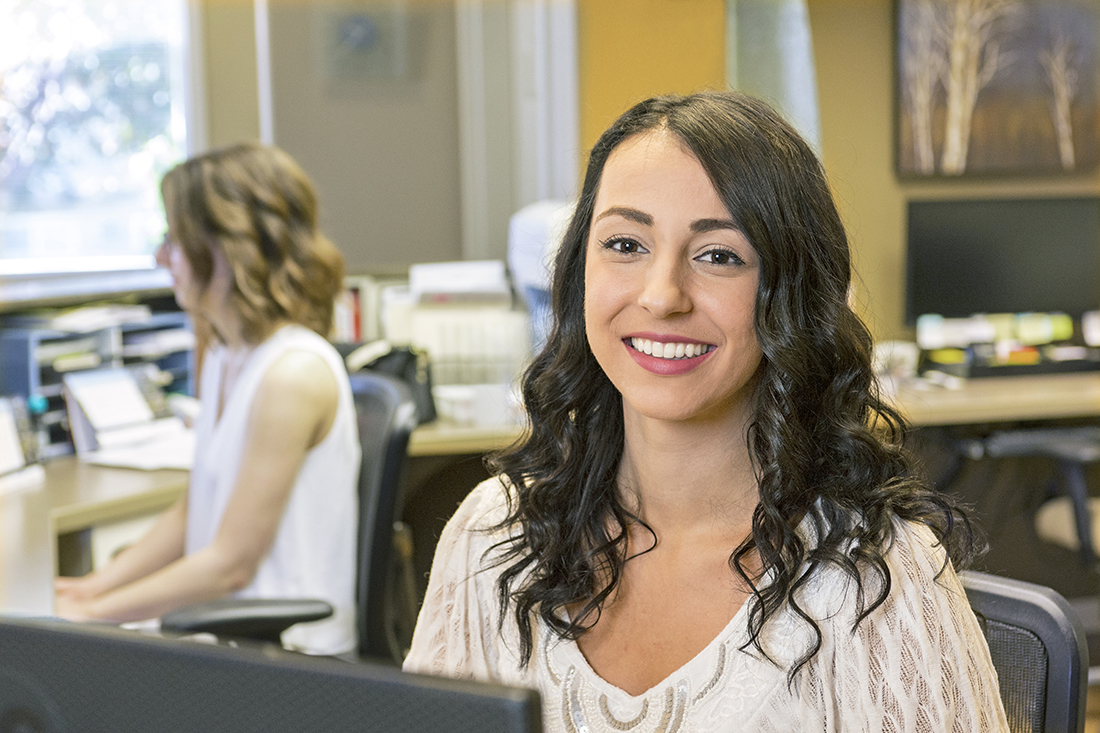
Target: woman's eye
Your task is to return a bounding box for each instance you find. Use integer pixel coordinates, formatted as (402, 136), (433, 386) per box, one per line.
(602, 237), (645, 254)
(698, 248), (744, 266)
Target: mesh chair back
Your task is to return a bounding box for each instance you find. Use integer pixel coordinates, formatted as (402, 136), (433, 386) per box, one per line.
(961, 570), (1088, 733)
(350, 372), (418, 663)
(984, 620), (1048, 732)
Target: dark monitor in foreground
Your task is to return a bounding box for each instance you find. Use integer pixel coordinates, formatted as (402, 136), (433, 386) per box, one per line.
(906, 197), (1100, 324)
(0, 616), (541, 733)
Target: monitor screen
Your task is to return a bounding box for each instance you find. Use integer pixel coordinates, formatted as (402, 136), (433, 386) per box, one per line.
(0, 617), (542, 733)
(905, 197), (1100, 324)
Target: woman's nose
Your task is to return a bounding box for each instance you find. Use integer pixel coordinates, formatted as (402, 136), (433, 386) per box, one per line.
(638, 258), (691, 318)
(154, 236), (171, 268)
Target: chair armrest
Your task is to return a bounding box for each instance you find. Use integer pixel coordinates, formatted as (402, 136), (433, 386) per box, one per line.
(161, 598), (334, 644)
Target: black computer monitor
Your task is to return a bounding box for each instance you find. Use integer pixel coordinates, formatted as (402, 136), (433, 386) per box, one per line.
(0, 616), (542, 733)
(905, 197), (1100, 324)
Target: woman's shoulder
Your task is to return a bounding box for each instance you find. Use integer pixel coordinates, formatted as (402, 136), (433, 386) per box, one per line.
(794, 512), (960, 621)
(810, 506), (952, 573)
(262, 324), (344, 363)
(884, 518), (972, 617)
(884, 516), (956, 586)
(417, 476), (519, 618)
(251, 349), (339, 417)
(443, 476), (517, 543)
(404, 475), (529, 682)
(254, 327), (349, 396)
(789, 514), (1007, 730)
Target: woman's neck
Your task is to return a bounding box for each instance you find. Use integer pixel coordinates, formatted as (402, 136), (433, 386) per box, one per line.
(205, 309), (247, 351)
(618, 408), (759, 534)
(209, 316), (292, 351)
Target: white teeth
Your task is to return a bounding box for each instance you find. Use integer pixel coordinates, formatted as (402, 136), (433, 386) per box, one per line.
(629, 338), (712, 360)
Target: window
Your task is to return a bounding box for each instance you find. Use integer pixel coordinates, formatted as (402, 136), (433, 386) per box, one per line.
(0, 0), (194, 287)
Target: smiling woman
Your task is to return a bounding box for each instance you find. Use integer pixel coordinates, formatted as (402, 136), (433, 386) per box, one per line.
(403, 91), (1010, 732)
(583, 130), (762, 424)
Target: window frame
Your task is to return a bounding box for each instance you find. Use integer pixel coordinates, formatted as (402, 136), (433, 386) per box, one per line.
(0, 0), (206, 311)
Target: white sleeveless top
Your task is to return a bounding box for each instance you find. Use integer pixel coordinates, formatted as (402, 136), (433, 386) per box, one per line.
(404, 478), (1010, 732)
(186, 325), (360, 655)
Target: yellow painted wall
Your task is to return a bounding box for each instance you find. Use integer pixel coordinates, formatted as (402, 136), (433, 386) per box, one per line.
(576, 0), (1100, 339)
(577, 0), (727, 153)
(199, 0), (260, 148)
(810, 1), (905, 338)
(201, 1), (1100, 339)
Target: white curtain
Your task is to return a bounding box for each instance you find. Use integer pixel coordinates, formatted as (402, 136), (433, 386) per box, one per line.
(726, 0), (822, 152)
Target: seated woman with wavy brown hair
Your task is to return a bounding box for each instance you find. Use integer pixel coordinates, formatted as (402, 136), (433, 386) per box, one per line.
(55, 142), (360, 656)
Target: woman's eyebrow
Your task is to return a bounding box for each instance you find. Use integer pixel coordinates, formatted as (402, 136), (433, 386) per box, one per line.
(592, 208), (741, 234)
(593, 206), (652, 226)
(691, 217), (741, 234)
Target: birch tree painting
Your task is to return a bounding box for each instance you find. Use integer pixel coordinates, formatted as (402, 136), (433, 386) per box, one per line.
(897, 0), (1098, 176)
(1040, 31), (1079, 169)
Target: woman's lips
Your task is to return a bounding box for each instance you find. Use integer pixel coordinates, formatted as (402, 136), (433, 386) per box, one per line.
(624, 336), (716, 375)
(627, 336), (714, 360)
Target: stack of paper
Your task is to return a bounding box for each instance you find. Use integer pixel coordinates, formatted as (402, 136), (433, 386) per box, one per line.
(63, 368), (194, 471)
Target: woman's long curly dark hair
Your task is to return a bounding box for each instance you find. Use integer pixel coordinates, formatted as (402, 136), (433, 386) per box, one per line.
(488, 91), (980, 679)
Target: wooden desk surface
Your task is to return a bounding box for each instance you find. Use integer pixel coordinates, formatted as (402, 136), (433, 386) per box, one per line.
(409, 373), (1100, 448)
(0, 459), (187, 616)
(40, 460), (189, 536)
(893, 372), (1100, 426)
(408, 419), (524, 457)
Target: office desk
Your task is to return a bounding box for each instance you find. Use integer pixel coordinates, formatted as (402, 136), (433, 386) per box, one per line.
(895, 372), (1100, 601)
(5, 374), (1100, 618)
(408, 420), (523, 457)
(0, 420), (510, 619)
(0, 459), (187, 616)
(401, 374), (1100, 596)
(0, 420), (511, 619)
(893, 372), (1100, 427)
(412, 372), (1100, 444)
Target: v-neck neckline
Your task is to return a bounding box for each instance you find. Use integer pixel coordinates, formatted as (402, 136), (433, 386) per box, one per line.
(554, 591), (753, 703)
(214, 344), (256, 424)
(209, 326), (289, 431)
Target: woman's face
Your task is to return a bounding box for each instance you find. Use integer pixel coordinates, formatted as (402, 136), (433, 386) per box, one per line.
(583, 130), (763, 427)
(157, 224), (233, 323)
(157, 228), (200, 313)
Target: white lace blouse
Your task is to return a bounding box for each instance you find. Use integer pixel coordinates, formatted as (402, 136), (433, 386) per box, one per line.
(404, 477), (1010, 732)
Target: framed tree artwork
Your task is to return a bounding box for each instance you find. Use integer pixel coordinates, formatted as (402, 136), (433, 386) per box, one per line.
(896, 0), (1100, 177)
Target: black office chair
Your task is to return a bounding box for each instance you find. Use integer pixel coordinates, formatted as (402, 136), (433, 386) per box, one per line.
(942, 426), (1100, 566)
(960, 570), (1089, 733)
(162, 371), (420, 664)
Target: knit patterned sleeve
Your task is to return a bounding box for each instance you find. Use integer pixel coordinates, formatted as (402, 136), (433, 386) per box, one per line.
(795, 521), (1011, 732)
(402, 477), (530, 688)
